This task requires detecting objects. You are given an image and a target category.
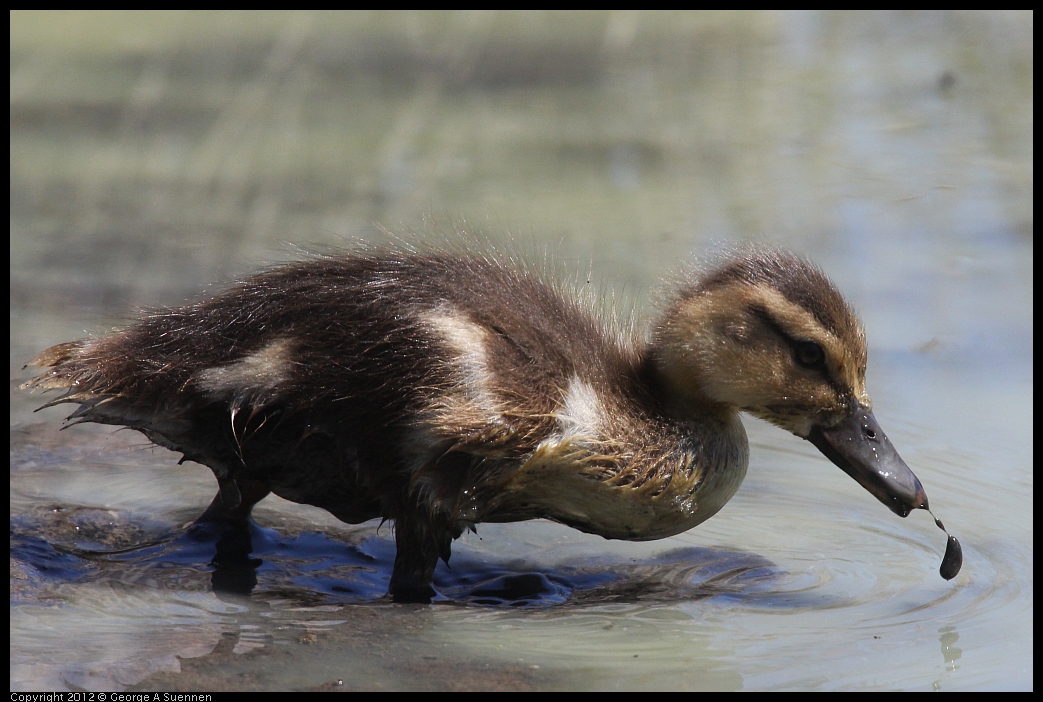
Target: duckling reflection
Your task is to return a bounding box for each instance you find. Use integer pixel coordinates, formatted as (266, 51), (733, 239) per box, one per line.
(23, 247), (933, 602)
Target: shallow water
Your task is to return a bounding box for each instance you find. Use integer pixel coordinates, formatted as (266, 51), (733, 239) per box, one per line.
(10, 11), (1032, 691)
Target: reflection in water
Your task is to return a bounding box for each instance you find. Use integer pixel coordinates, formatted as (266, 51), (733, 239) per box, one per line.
(939, 627), (961, 669)
(12, 510), (782, 608)
(931, 626), (962, 690)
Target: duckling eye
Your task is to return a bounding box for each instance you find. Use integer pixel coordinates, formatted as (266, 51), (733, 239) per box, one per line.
(794, 341), (825, 369)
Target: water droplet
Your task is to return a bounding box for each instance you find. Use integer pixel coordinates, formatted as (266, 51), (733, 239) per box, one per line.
(927, 508), (962, 580)
(940, 534), (962, 580)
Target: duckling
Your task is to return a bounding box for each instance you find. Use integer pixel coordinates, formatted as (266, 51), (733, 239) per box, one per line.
(23, 247), (930, 602)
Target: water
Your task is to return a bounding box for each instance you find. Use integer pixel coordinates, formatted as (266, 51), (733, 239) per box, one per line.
(10, 11), (1032, 691)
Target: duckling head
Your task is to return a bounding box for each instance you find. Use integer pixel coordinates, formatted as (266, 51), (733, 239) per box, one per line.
(652, 250), (928, 518)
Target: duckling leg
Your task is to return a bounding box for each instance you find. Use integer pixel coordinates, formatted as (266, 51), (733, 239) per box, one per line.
(189, 478), (270, 596)
(196, 477), (271, 524)
(388, 511), (454, 603)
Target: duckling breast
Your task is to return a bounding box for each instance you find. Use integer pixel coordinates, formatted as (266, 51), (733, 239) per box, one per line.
(484, 376), (751, 540)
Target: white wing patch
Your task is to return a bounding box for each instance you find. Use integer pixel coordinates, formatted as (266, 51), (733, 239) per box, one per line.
(529, 375), (607, 461)
(195, 338), (294, 401)
(557, 376), (605, 441)
(421, 305), (503, 421)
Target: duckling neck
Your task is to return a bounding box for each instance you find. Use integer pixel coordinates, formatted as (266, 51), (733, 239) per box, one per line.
(636, 352), (737, 425)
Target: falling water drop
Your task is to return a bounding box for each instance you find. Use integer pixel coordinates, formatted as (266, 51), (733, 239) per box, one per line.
(926, 508), (962, 580)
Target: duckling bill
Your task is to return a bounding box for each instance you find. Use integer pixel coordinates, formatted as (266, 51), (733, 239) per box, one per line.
(23, 248), (939, 601)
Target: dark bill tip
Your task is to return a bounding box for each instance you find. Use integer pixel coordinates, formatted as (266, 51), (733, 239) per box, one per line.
(807, 408), (928, 517)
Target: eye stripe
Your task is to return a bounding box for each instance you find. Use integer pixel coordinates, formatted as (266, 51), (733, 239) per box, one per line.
(747, 304), (817, 360)
(747, 303), (848, 397)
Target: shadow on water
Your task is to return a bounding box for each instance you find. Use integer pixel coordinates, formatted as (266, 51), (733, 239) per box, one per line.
(11, 509), (782, 608)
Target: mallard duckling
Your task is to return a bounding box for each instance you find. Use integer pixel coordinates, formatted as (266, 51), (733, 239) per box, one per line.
(23, 247), (931, 601)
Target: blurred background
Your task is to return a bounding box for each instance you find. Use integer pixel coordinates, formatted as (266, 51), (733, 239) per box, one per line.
(10, 11), (1032, 692)
(11, 11), (1031, 319)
